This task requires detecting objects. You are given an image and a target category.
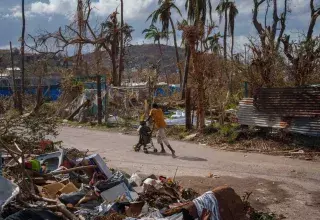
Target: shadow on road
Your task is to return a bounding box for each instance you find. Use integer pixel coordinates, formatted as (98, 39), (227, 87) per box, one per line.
(177, 156), (208, 162)
(146, 151), (207, 161)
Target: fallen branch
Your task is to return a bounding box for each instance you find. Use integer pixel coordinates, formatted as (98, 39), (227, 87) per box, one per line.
(46, 165), (97, 176)
(49, 203), (79, 220)
(67, 100), (90, 121)
(20, 199), (79, 220)
(32, 194), (58, 204)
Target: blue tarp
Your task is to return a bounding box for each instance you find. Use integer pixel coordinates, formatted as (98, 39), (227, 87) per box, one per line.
(0, 85), (61, 101)
(154, 85), (181, 97)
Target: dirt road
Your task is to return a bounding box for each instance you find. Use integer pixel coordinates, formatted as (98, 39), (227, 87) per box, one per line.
(58, 126), (320, 220)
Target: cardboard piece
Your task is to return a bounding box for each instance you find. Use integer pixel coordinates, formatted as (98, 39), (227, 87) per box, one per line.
(101, 182), (133, 203)
(43, 182), (65, 199)
(76, 154), (112, 178)
(58, 182), (78, 195)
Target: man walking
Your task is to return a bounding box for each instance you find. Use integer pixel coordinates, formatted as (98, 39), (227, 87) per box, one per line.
(147, 103), (176, 158)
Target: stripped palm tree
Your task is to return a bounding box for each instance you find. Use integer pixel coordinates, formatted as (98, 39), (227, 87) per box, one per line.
(142, 25), (167, 56)
(216, 0), (238, 60)
(147, 0), (183, 86)
(181, 0), (214, 99)
(185, 0), (213, 25)
(228, 2), (238, 60)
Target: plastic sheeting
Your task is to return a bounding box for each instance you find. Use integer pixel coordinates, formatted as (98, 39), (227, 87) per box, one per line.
(0, 176), (20, 211)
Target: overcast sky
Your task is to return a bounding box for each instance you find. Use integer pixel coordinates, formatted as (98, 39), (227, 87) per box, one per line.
(0, 0), (319, 54)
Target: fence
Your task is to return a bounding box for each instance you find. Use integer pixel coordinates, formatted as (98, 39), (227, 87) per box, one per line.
(254, 86), (320, 117)
(237, 85), (320, 137)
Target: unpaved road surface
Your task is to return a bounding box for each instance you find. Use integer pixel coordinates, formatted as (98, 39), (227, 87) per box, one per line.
(58, 127), (320, 220)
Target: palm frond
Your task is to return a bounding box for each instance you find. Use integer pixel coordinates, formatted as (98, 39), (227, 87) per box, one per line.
(171, 3), (182, 17)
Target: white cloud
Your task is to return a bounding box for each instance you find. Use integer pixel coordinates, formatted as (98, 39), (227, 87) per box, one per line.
(92, 0), (155, 20)
(30, 0), (77, 18)
(3, 4), (34, 19)
(10, 5), (22, 18)
(28, 0), (155, 20)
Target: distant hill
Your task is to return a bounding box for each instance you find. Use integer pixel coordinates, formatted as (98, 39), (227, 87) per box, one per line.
(0, 44), (185, 75)
(83, 44), (185, 74)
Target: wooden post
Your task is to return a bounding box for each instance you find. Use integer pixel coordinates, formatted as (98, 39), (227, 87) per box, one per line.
(104, 75), (108, 124)
(97, 75), (102, 124)
(185, 87), (192, 130)
(244, 81), (248, 98)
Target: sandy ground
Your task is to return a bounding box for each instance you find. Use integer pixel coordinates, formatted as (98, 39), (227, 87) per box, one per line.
(57, 126), (320, 220)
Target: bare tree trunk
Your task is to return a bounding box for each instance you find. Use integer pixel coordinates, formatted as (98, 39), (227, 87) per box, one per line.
(20, 0), (25, 112)
(9, 42), (18, 109)
(230, 31), (235, 95)
(189, 45), (205, 132)
(181, 46), (191, 100)
(223, 1), (228, 60)
(118, 0), (124, 86)
(198, 75), (205, 131)
(169, 17), (182, 87)
(158, 40), (163, 56)
(231, 32), (234, 60)
(111, 42), (118, 86)
(110, 13), (119, 86)
(97, 75), (102, 124)
(185, 87), (192, 130)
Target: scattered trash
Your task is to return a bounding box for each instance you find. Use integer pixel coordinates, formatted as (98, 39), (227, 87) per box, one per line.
(36, 150), (64, 173)
(100, 182), (135, 203)
(76, 154), (113, 178)
(129, 173), (142, 187)
(142, 178), (161, 192)
(183, 133), (197, 141)
(0, 176), (20, 212)
(0, 142), (256, 220)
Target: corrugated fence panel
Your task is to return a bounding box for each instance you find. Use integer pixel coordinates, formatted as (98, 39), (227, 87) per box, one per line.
(288, 118), (320, 137)
(237, 97), (320, 137)
(254, 86), (320, 117)
(237, 98), (284, 128)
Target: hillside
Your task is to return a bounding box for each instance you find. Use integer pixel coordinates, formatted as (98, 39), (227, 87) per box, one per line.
(0, 44), (185, 75)
(83, 44), (185, 74)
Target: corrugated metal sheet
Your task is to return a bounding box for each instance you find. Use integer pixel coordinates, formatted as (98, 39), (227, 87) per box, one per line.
(288, 118), (320, 137)
(237, 98), (320, 137)
(237, 98), (285, 128)
(254, 86), (320, 117)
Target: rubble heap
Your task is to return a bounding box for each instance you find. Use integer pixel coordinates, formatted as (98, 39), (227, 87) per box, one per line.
(0, 141), (250, 220)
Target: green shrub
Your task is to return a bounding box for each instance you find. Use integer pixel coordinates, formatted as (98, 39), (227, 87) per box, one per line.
(218, 123), (240, 143)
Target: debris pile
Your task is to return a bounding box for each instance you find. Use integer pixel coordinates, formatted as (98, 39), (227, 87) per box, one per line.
(0, 142), (249, 220)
